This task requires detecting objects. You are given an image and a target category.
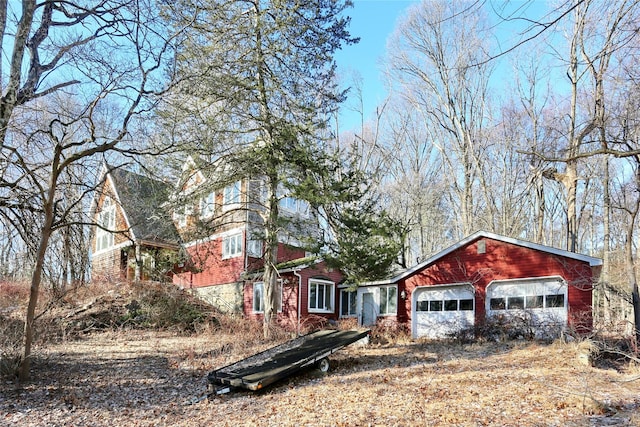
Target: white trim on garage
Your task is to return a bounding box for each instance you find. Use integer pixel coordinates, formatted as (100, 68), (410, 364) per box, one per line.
(361, 231), (602, 287)
(411, 283), (475, 339)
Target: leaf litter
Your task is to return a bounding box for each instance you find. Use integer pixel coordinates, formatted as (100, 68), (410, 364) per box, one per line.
(2, 329), (639, 427)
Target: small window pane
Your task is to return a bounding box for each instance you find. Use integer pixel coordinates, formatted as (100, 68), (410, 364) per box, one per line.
(323, 285), (331, 310)
(507, 296), (525, 310)
(253, 283), (264, 312)
(340, 291), (349, 316)
(380, 287), (388, 314)
(387, 286), (397, 314)
(490, 298), (506, 310)
(340, 290), (357, 316)
(429, 300), (443, 311)
(546, 294), (565, 308)
(444, 300), (458, 311)
(317, 284), (325, 309)
(526, 295), (544, 309)
(349, 292), (357, 315)
(459, 299), (474, 311)
(310, 286), (317, 309)
(417, 300), (429, 311)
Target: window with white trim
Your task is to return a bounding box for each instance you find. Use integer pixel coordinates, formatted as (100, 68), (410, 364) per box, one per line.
(96, 197), (116, 252)
(222, 233), (242, 258)
(253, 281), (283, 313)
(489, 293), (565, 311)
(340, 289), (357, 317)
(278, 185), (310, 217)
(223, 181), (241, 208)
(247, 239), (263, 257)
(308, 279), (335, 313)
(379, 285), (397, 315)
(200, 191), (215, 218)
(173, 204), (192, 228)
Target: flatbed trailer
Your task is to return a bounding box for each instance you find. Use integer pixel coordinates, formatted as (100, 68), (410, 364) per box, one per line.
(207, 329), (369, 395)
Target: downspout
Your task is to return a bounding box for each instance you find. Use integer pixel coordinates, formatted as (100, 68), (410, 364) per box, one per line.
(294, 268), (302, 336)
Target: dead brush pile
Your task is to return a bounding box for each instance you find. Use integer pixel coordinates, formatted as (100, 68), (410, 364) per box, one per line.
(0, 280), (223, 379)
(50, 281), (222, 337)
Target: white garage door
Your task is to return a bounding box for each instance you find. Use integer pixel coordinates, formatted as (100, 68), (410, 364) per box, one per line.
(413, 285), (475, 339)
(486, 277), (568, 337)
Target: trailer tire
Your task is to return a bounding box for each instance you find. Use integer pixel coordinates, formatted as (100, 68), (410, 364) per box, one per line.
(316, 358), (330, 373)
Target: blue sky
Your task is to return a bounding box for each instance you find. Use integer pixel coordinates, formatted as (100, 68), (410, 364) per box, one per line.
(333, 0), (554, 133)
(335, 1), (418, 132)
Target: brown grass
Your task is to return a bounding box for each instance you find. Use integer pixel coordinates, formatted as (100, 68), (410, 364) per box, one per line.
(1, 329), (639, 427)
(1, 281), (640, 426)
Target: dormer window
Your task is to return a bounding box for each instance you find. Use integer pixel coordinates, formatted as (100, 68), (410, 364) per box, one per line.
(200, 191), (215, 219)
(223, 181), (241, 210)
(96, 197), (116, 252)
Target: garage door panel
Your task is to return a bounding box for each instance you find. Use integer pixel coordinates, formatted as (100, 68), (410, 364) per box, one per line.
(416, 311), (474, 339)
(413, 285), (475, 339)
(486, 278), (568, 337)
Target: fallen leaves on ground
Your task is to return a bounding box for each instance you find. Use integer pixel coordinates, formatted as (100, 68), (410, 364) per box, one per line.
(1, 330), (639, 427)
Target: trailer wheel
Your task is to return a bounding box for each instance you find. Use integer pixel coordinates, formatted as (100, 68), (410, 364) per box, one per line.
(316, 358), (330, 373)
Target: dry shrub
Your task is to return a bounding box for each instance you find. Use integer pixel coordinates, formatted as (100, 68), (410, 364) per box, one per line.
(0, 280), (30, 309)
(0, 314), (24, 379)
(587, 334), (640, 371)
(337, 317), (358, 330)
(194, 313), (294, 369)
(369, 320), (411, 345)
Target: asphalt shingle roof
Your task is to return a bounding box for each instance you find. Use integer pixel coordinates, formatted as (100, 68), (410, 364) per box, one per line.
(110, 168), (180, 246)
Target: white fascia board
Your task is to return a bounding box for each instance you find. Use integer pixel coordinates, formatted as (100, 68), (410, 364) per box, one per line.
(106, 171), (136, 242)
(372, 230), (602, 286)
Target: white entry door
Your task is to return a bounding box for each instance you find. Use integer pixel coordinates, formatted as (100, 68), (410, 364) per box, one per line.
(361, 292), (377, 326)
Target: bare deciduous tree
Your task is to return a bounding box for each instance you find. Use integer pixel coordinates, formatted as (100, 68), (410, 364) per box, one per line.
(1, 0), (181, 380)
(385, 0), (494, 238)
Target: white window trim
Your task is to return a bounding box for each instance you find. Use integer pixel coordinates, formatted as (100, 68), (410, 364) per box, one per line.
(308, 279), (335, 314)
(222, 233), (243, 259)
(379, 285), (398, 316)
(247, 239), (263, 258)
(174, 204), (193, 229)
(200, 191), (215, 219)
(95, 197), (116, 253)
(222, 181), (241, 211)
(253, 281), (283, 313)
(340, 288), (358, 318)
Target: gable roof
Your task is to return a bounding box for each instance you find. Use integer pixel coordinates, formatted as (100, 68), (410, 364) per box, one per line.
(365, 230), (602, 286)
(108, 167), (181, 247)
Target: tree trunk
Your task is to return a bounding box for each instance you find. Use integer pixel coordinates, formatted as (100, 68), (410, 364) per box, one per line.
(19, 181), (57, 381)
(262, 173), (280, 339)
(625, 219), (640, 345)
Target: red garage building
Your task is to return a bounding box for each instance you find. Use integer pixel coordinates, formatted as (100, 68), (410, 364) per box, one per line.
(356, 231), (602, 339)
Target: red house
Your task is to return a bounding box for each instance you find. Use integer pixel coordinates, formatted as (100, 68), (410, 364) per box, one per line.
(165, 158), (344, 328)
(91, 160), (344, 330)
(355, 231), (602, 339)
(242, 258), (345, 331)
(90, 165), (181, 283)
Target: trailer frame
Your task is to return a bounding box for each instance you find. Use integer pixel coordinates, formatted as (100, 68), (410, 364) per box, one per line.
(206, 329), (369, 396)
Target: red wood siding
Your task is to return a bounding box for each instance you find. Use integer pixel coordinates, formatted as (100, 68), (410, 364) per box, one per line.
(173, 237), (245, 288)
(399, 237), (595, 331)
(244, 261), (344, 331)
(91, 178), (133, 281)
